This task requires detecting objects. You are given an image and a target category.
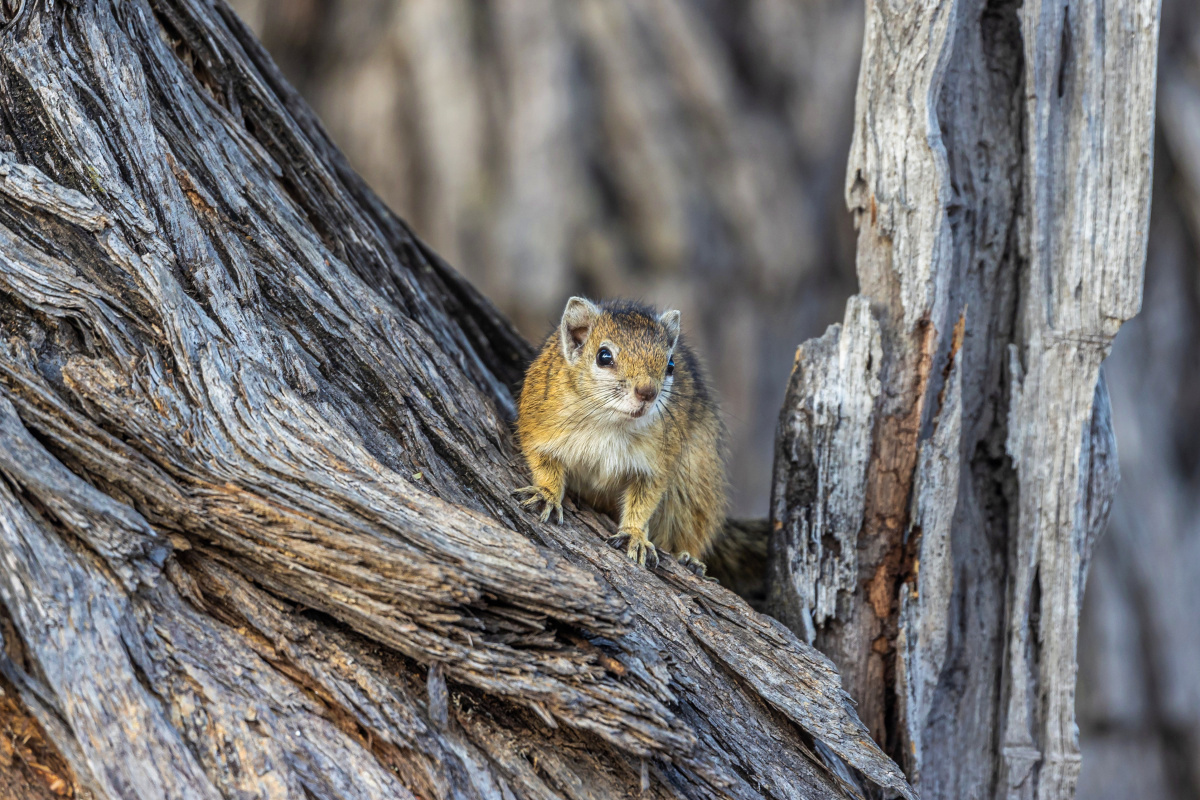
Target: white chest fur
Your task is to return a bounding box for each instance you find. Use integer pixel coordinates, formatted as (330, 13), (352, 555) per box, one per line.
(541, 418), (657, 494)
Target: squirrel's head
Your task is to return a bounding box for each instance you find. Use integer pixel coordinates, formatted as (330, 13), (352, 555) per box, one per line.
(558, 297), (681, 424)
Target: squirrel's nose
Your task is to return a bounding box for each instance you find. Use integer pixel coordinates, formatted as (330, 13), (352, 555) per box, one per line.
(634, 384), (658, 403)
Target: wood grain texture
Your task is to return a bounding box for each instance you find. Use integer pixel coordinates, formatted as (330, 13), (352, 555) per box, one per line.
(0, 1), (911, 798)
(768, 295), (880, 645)
(769, 0), (1158, 798)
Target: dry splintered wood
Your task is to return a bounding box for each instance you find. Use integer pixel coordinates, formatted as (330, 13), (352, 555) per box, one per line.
(769, 1), (1157, 799)
(0, 2), (912, 799)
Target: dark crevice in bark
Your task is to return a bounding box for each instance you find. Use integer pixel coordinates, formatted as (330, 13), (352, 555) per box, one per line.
(1056, 4), (1073, 99)
(0, 669), (79, 800)
(0, 66), (68, 186)
(149, 3), (232, 113)
(923, 0), (1026, 788)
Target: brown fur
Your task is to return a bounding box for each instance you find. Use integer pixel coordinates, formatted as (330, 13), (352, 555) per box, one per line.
(515, 297), (726, 571)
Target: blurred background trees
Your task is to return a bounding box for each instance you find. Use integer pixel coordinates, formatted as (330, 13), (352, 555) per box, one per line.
(229, 0), (864, 518)
(1075, 2), (1200, 797)
(226, 0), (1199, 796)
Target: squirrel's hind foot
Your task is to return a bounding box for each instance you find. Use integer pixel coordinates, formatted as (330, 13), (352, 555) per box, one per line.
(607, 528), (659, 570)
(676, 551), (717, 581)
(513, 485), (564, 524)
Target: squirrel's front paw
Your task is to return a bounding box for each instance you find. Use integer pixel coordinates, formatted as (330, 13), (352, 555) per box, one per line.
(513, 485), (564, 524)
(607, 527), (659, 570)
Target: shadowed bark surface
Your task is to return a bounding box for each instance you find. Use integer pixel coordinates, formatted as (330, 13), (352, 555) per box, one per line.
(0, 671), (76, 799)
(0, 1), (912, 798)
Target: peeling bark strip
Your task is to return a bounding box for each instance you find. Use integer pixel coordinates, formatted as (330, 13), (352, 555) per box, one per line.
(768, 296), (881, 644)
(0, 1), (913, 799)
(769, 1), (1158, 798)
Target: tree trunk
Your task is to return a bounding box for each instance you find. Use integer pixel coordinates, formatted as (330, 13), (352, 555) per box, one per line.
(768, 2), (1158, 800)
(0, 2), (912, 799)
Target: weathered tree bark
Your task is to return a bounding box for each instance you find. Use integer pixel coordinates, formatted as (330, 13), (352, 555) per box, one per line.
(0, 1), (913, 799)
(768, 1), (1158, 799)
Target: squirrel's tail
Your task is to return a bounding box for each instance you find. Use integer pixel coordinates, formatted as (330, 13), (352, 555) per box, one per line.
(705, 518), (769, 611)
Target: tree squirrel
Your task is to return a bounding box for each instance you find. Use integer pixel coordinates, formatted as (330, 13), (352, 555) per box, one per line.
(515, 297), (726, 573)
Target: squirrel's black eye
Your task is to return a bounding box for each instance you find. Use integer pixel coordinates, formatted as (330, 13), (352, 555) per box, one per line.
(596, 347), (614, 367)
(666, 357), (675, 376)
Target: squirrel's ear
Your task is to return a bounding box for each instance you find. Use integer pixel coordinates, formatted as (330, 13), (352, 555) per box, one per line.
(659, 309), (681, 350)
(560, 297), (600, 363)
